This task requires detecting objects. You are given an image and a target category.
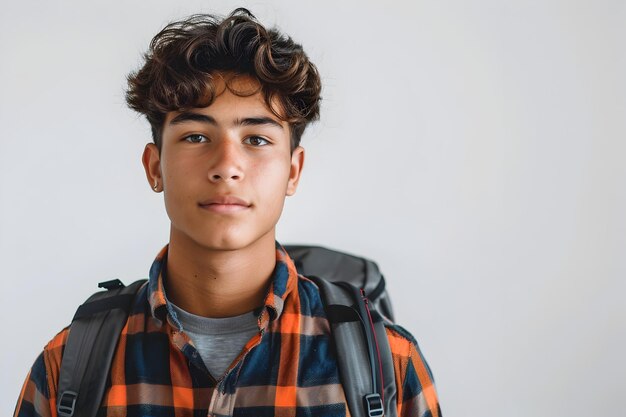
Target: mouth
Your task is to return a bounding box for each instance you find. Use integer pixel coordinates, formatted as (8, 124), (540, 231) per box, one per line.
(198, 196), (252, 214)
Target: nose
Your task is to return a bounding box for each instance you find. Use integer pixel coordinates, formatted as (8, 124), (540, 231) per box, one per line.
(208, 139), (245, 183)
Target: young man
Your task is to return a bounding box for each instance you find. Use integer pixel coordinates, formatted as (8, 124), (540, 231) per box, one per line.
(14, 9), (440, 417)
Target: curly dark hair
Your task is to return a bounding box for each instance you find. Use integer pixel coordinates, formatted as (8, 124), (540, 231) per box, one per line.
(125, 8), (321, 152)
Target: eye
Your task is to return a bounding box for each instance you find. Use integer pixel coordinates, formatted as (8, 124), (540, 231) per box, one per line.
(244, 136), (270, 146)
(184, 134), (208, 143)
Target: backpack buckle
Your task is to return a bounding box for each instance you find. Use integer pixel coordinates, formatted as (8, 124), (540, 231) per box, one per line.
(58, 390), (78, 417)
(364, 393), (384, 417)
(98, 279), (125, 290)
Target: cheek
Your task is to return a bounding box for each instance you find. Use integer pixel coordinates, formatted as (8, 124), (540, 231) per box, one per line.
(252, 158), (291, 197)
(162, 150), (199, 185)
(161, 157), (200, 207)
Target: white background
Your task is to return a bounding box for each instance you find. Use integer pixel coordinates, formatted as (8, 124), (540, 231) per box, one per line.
(1, 0), (624, 416)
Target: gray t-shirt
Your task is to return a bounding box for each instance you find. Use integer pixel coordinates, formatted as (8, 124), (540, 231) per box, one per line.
(170, 302), (259, 379)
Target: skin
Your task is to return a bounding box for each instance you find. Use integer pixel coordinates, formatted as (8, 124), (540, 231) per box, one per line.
(142, 74), (305, 318)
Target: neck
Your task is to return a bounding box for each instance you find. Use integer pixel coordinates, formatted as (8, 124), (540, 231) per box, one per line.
(164, 229), (277, 318)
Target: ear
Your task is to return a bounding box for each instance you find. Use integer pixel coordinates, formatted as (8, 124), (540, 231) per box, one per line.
(286, 146), (305, 196)
(142, 143), (162, 191)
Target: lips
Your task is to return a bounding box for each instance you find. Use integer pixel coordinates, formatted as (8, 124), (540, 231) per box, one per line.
(199, 196), (251, 207)
(198, 196), (252, 214)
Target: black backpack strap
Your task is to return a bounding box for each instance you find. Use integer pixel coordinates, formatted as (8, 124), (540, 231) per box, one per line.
(308, 276), (397, 417)
(57, 279), (146, 417)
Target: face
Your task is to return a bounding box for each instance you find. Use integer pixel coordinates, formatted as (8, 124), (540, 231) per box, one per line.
(142, 75), (305, 252)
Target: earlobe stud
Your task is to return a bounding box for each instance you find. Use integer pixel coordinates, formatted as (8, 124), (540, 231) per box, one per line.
(152, 180), (159, 191)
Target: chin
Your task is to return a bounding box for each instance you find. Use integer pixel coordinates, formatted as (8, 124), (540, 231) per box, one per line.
(194, 230), (272, 252)
(170, 215), (277, 253)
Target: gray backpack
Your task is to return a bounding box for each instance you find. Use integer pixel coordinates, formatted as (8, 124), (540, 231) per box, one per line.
(56, 245), (397, 417)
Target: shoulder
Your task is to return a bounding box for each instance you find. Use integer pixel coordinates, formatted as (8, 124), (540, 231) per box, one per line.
(14, 280), (154, 415)
(384, 323), (423, 359)
(42, 280), (151, 390)
(16, 324), (71, 413)
(42, 325), (70, 376)
(383, 322), (441, 417)
(383, 322), (434, 377)
(292, 274), (441, 415)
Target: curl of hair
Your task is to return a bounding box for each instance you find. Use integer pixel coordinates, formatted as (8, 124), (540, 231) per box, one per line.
(125, 8), (321, 151)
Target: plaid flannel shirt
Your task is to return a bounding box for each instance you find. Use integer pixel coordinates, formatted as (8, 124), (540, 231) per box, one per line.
(14, 242), (441, 417)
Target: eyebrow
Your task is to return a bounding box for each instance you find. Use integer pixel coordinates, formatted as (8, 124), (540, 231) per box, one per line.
(236, 117), (283, 130)
(169, 111), (284, 130)
(169, 112), (216, 125)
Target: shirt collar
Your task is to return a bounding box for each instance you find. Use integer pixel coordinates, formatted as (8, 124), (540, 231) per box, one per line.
(147, 241), (298, 330)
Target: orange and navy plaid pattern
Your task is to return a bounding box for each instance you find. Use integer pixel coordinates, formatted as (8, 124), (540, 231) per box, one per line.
(14, 242), (441, 417)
